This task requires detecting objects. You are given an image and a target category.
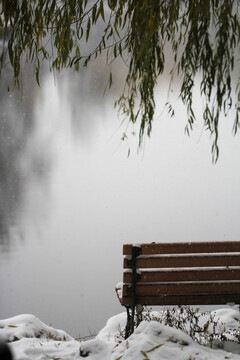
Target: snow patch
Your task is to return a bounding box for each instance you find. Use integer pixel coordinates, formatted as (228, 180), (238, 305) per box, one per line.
(1, 311), (240, 360)
(75, 339), (111, 360)
(97, 312), (126, 345)
(113, 320), (240, 360)
(0, 314), (73, 342)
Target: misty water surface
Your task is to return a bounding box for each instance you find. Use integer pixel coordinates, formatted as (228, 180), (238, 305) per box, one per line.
(0, 56), (240, 337)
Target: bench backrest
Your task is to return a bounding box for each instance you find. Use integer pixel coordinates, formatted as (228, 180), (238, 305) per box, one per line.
(121, 241), (240, 307)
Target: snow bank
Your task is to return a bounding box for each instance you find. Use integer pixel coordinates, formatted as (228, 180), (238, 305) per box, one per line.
(0, 314), (78, 360)
(112, 320), (240, 360)
(0, 310), (240, 360)
(10, 337), (79, 360)
(0, 314), (73, 342)
(97, 312), (127, 345)
(75, 339), (111, 360)
(211, 308), (240, 334)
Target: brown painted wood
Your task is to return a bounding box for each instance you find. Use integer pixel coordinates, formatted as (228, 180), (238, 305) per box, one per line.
(123, 254), (240, 269)
(121, 241), (240, 308)
(123, 268), (240, 283)
(123, 282), (240, 297)
(123, 241), (240, 255)
(121, 293), (240, 307)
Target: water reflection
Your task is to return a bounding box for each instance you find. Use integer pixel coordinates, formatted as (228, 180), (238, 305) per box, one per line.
(0, 60), (128, 336)
(0, 64), (50, 247)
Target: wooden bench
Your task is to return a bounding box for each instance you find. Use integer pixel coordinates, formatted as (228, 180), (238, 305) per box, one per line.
(118, 241), (240, 337)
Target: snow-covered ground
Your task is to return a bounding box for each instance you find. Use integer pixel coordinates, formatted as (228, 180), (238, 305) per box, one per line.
(1, 309), (240, 360)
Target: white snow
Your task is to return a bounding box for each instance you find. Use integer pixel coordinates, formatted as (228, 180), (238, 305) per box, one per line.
(0, 314), (73, 342)
(0, 309), (240, 360)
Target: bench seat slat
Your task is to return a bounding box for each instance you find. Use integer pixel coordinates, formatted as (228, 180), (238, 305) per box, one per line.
(123, 282), (240, 297)
(123, 268), (240, 283)
(123, 242), (240, 255)
(121, 293), (240, 307)
(124, 254), (240, 269)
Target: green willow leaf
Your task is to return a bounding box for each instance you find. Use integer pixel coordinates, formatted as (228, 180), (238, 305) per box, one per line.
(99, 0), (105, 21)
(0, 0), (239, 161)
(86, 17), (91, 42)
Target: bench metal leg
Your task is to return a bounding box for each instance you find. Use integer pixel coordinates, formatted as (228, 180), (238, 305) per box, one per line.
(125, 305), (136, 339)
(125, 307), (131, 339)
(125, 304), (143, 338)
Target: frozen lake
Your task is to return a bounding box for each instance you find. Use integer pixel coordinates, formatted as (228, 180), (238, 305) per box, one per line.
(0, 58), (240, 337)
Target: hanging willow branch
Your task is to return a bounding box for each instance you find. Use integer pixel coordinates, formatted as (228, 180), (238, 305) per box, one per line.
(0, 0), (239, 161)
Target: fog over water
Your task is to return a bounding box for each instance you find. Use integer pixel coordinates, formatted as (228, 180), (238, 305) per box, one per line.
(0, 55), (240, 337)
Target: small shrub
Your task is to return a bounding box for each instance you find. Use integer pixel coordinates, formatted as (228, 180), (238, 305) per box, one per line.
(119, 306), (240, 348)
